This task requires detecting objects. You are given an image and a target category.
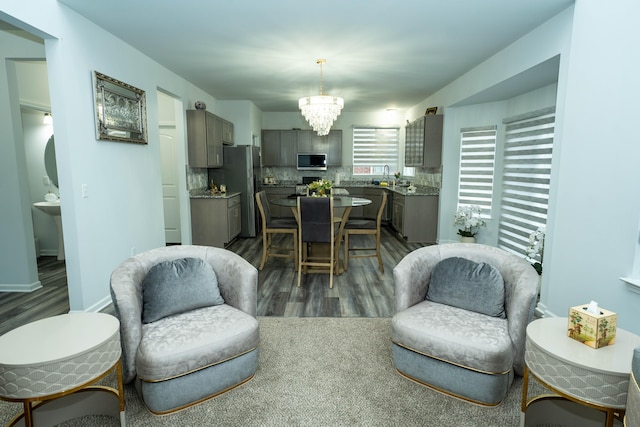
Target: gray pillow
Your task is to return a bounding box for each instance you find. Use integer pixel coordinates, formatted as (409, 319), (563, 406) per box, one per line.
(142, 257), (224, 323)
(426, 257), (505, 318)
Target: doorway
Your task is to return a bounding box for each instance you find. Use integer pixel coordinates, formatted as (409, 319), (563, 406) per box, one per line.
(157, 90), (184, 244)
(15, 60), (67, 292)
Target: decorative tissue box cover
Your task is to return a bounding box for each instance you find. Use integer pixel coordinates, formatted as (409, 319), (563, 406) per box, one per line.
(568, 304), (617, 349)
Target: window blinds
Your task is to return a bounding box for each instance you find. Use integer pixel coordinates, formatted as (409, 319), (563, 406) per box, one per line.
(497, 107), (555, 258)
(352, 127), (400, 174)
(457, 126), (497, 217)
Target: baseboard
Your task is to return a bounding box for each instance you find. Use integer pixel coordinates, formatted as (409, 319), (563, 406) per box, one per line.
(0, 280), (42, 293)
(68, 294), (113, 313)
(534, 301), (557, 318)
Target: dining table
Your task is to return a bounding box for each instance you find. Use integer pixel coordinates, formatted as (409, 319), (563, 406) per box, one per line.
(271, 196), (372, 273)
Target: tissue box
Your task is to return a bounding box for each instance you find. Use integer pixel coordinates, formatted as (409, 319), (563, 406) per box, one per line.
(567, 305), (617, 349)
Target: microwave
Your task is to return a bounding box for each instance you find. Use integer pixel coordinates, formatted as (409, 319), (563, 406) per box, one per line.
(297, 153), (327, 171)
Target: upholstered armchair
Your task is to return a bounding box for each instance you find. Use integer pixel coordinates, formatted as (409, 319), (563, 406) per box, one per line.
(392, 243), (539, 406)
(110, 245), (259, 414)
(626, 347), (640, 426)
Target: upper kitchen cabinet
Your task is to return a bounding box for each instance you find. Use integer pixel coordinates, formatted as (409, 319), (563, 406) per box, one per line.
(297, 130), (342, 167)
(262, 129), (343, 167)
(187, 110), (234, 168)
(405, 115), (443, 168)
(222, 118), (234, 145)
(261, 130), (297, 167)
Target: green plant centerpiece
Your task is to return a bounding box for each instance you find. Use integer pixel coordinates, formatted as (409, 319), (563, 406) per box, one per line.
(307, 179), (333, 197)
(453, 205), (486, 237)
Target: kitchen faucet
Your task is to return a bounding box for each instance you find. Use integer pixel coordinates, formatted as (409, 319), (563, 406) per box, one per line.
(383, 164), (390, 182)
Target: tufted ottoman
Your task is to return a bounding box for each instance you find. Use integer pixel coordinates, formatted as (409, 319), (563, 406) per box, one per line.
(0, 313), (125, 426)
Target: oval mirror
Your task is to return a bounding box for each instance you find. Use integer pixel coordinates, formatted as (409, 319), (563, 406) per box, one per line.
(44, 134), (58, 188)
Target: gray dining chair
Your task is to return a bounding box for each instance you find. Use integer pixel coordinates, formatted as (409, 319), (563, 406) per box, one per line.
(297, 196), (336, 288)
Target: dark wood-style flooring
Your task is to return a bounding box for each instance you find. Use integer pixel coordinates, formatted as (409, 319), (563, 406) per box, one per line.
(0, 226), (427, 335)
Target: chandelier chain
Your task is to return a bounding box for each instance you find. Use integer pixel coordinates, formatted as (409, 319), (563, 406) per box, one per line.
(299, 58), (343, 136)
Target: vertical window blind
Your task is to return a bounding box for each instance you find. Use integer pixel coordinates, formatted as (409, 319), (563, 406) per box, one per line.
(457, 126), (497, 217)
(497, 107), (555, 258)
(352, 127), (400, 175)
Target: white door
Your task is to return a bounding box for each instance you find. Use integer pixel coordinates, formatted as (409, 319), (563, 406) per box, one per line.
(160, 128), (181, 243)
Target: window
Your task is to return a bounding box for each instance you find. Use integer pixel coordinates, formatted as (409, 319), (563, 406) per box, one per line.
(352, 127), (400, 175)
(497, 107), (555, 258)
(457, 126), (497, 217)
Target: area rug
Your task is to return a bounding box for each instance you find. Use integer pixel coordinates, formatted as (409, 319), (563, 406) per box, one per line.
(0, 317), (532, 426)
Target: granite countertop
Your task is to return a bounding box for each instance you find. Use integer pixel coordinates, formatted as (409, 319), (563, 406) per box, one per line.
(385, 186), (439, 196)
(258, 182), (439, 196)
(190, 189), (241, 199)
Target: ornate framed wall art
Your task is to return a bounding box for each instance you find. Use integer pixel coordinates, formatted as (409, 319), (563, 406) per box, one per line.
(93, 71), (147, 144)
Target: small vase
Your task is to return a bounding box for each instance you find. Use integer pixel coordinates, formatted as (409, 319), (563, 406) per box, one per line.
(460, 236), (476, 243)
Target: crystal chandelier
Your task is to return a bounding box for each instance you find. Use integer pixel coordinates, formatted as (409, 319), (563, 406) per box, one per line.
(298, 59), (344, 136)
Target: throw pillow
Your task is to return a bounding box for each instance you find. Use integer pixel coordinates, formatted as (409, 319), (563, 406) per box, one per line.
(142, 257), (224, 323)
(426, 257), (505, 318)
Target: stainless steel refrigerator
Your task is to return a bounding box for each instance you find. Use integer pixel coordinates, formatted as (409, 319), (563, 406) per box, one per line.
(209, 145), (261, 237)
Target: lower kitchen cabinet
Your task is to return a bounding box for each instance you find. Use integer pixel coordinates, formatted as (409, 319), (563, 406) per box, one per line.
(190, 194), (242, 248)
(339, 187), (364, 218)
(363, 187), (392, 221)
(391, 194), (438, 243)
(262, 187), (296, 218)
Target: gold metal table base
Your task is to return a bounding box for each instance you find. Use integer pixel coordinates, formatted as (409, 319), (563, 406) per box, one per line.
(4, 359), (126, 427)
(521, 365), (623, 427)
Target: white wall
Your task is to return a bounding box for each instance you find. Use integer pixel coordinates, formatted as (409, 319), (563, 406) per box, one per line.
(0, 2), (227, 310)
(417, 1), (640, 333)
(538, 0), (640, 332)
(218, 100), (262, 147)
(440, 84), (558, 246)
(0, 29), (46, 291)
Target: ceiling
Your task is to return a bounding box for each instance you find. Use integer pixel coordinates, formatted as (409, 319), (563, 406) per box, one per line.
(34, 1), (573, 112)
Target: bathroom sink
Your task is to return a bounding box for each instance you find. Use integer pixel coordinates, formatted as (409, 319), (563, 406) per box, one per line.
(34, 200), (61, 216)
(33, 200), (65, 260)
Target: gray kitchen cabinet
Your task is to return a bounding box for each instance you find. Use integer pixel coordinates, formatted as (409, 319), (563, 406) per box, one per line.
(392, 197), (404, 235)
(262, 186), (295, 218)
(300, 130), (342, 166)
(339, 186), (364, 218)
(261, 130), (281, 166)
(391, 193), (439, 243)
(263, 129), (342, 167)
(227, 198), (242, 240)
(261, 130), (297, 166)
(187, 110), (223, 168)
(190, 194), (242, 248)
(280, 131), (298, 166)
(405, 115), (443, 168)
(363, 187), (391, 221)
(222, 118), (234, 145)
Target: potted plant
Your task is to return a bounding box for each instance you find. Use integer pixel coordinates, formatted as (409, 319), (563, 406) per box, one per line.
(453, 205), (486, 242)
(307, 179), (333, 197)
(526, 226), (546, 275)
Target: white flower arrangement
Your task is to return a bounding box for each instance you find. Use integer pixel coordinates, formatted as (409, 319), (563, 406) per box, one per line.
(453, 205), (486, 237)
(526, 226), (546, 275)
